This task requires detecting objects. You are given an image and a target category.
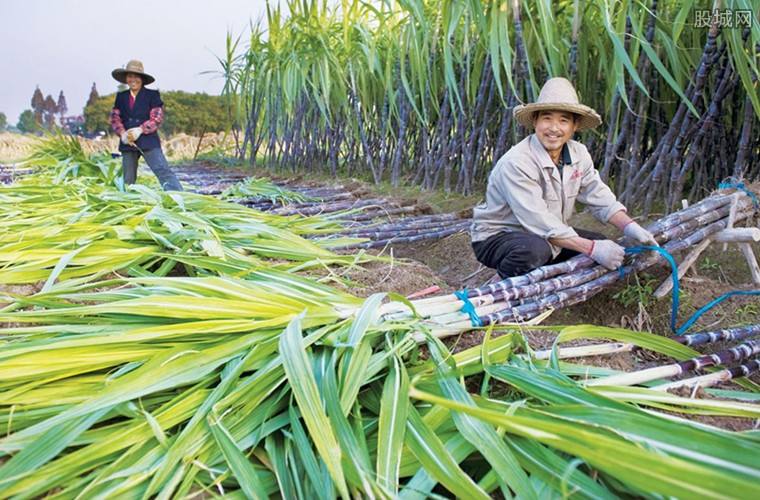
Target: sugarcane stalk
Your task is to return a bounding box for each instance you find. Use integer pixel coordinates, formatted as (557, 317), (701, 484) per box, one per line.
(271, 198), (395, 216)
(340, 212), (463, 231)
(653, 359), (760, 391)
(676, 324), (760, 346)
(532, 342), (634, 361)
(587, 340), (760, 387)
(380, 292), (498, 320)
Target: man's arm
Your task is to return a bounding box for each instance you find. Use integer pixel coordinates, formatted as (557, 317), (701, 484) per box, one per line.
(549, 235), (594, 254)
(550, 210), (627, 255)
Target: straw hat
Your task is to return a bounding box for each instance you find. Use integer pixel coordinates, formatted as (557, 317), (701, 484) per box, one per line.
(111, 60), (155, 85)
(513, 77), (601, 130)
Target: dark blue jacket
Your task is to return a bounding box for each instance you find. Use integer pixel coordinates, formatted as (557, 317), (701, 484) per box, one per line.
(113, 88), (163, 152)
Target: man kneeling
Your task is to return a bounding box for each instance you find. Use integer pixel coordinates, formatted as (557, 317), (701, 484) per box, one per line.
(470, 77), (657, 278)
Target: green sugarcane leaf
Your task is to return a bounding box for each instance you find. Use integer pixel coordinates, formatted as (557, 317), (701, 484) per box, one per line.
(401, 407), (490, 500)
(427, 337), (537, 500)
(0, 406), (111, 488)
(376, 355), (409, 492)
(410, 386), (760, 499)
(288, 405), (335, 500)
(630, 4), (699, 117)
(279, 315), (349, 498)
(208, 416), (268, 500)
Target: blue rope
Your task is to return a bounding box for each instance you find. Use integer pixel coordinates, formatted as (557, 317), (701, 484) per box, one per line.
(623, 245), (760, 335)
(718, 177), (760, 208)
(455, 289), (483, 327)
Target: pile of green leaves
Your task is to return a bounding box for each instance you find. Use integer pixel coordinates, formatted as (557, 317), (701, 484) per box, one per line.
(221, 176), (312, 204)
(21, 133), (122, 186)
(0, 281), (758, 497)
(1, 137), (373, 287)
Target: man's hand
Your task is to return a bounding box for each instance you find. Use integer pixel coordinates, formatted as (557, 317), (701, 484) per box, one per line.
(624, 221), (658, 246)
(126, 127), (142, 143)
(588, 239), (625, 270)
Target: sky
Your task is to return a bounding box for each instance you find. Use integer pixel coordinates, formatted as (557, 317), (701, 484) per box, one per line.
(0, 0), (272, 125)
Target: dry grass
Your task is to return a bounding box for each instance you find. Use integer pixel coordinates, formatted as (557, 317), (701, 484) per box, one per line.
(0, 131), (235, 163)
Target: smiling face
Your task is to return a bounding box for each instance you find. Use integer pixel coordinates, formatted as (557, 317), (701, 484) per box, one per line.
(533, 110), (579, 157)
(125, 73), (143, 93)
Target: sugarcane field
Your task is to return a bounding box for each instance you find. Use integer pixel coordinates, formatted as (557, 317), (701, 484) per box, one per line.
(2, 0), (760, 498)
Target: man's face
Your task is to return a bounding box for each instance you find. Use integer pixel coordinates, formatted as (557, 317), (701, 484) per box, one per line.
(533, 110), (579, 154)
(126, 73), (143, 92)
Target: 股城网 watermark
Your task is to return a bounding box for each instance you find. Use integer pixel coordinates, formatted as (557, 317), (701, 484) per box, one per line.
(694, 9), (753, 28)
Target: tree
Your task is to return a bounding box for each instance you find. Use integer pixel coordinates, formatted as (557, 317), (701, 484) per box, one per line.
(31, 86), (44, 126)
(0, 112), (7, 131)
(43, 94), (58, 129)
(86, 82), (99, 107)
(17, 109), (39, 133)
(57, 91), (68, 122)
(84, 91), (231, 135)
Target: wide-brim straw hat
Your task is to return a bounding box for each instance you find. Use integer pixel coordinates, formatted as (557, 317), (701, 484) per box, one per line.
(513, 77), (601, 130)
(112, 59), (155, 85)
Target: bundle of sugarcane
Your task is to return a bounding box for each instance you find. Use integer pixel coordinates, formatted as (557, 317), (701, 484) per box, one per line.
(270, 197), (400, 216)
(0, 164), (33, 184)
(380, 187), (758, 331)
(587, 340), (760, 387)
(2, 280), (759, 498)
(331, 221), (472, 250)
(329, 219), (470, 240)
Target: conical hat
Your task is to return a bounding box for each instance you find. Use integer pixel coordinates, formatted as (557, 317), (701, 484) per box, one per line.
(513, 77), (601, 130)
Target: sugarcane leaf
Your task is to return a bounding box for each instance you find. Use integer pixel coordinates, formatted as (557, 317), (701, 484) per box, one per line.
(376, 354), (409, 492)
(401, 406), (490, 500)
(0, 406), (111, 488)
(427, 337), (536, 499)
(208, 416), (268, 500)
(40, 245), (88, 293)
(278, 314), (349, 498)
(410, 386), (760, 499)
(288, 405), (334, 500)
(630, 4), (699, 117)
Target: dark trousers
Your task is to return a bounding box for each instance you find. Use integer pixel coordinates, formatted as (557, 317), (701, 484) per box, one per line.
(472, 228), (606, 278)
(122, 148), (183, 191)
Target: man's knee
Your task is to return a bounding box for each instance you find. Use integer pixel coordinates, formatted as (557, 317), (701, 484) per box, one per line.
(496, 236), (552, 278)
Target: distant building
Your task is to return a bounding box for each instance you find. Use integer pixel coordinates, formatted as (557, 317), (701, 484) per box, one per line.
(61, 115), (85, 135)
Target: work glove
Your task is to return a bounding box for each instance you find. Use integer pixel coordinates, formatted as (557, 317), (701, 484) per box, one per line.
(624, 221), (659, 246)
(126, 127), (142, 143)
(120, 131), (129, 144)
(588, 239), (625, 270)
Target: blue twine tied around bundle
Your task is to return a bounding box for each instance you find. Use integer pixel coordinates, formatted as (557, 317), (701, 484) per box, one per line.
(623, 245), (760, 335)
(455, 289), (483, 327)
(718, 177), (759, 208)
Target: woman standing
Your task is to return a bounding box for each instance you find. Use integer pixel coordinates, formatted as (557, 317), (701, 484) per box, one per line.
(110, 60), (182, 191)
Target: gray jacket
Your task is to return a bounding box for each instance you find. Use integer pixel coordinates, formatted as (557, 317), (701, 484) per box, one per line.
(471, 134), (625, 256)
